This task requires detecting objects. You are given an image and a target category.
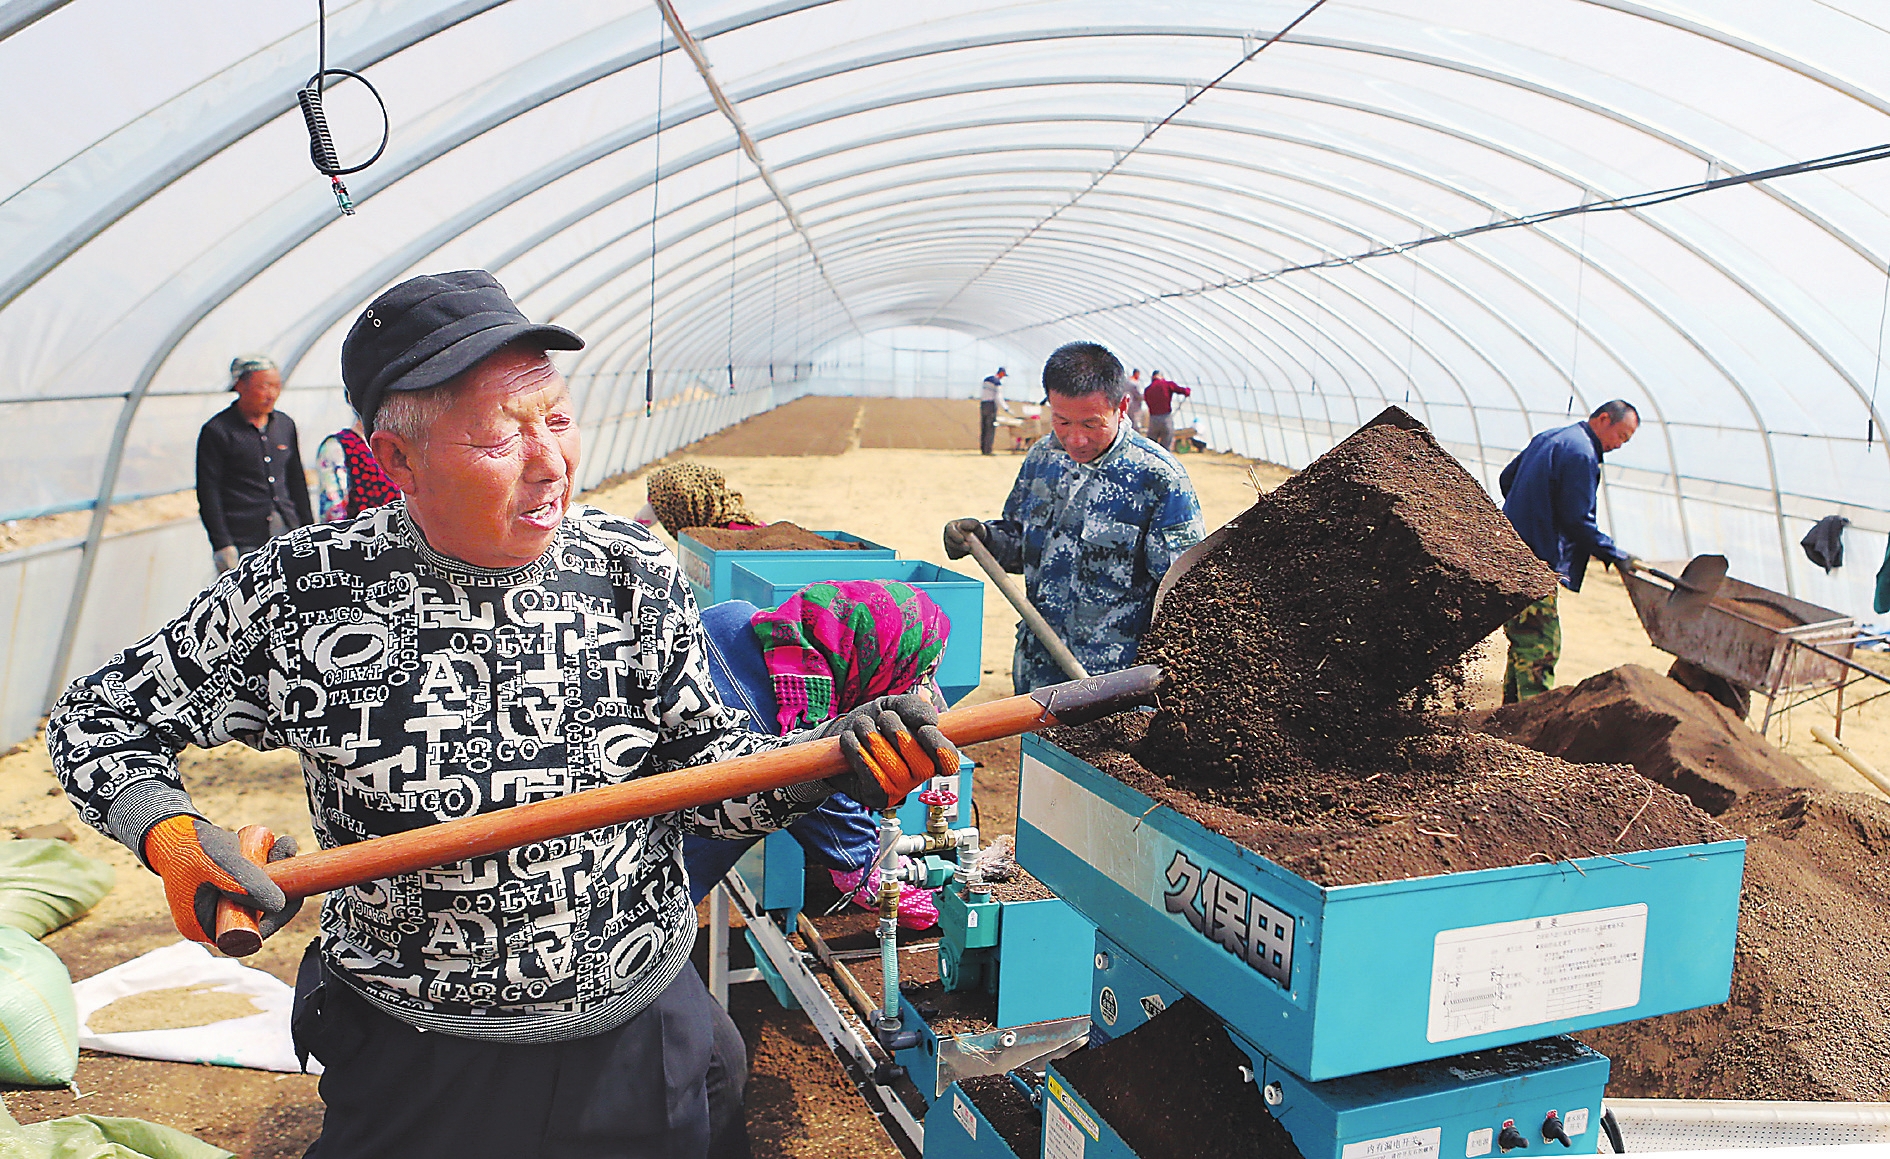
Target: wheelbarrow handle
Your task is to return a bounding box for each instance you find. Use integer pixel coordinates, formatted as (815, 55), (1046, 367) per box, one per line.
(256, 667), (1161, 912)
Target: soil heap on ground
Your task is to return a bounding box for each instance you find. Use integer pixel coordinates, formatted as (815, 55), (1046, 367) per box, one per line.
(1141, 406), (1555, 782)
(1579, 787), (1890, 1100)
(1053, 995), (1304, 1159)
(684, 522), (866, 551)
(1482, 664), (1821, 814)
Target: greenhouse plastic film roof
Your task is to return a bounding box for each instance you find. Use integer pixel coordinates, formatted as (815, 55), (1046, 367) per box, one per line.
(5, 0), (1890, 705)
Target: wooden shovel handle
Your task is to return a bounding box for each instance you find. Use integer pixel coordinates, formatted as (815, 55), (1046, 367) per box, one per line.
(213, 825), (275, 957)
(265, 667), (1160, 902)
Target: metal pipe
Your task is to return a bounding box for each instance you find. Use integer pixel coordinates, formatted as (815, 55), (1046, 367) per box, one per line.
(708, 883), (731, 1008)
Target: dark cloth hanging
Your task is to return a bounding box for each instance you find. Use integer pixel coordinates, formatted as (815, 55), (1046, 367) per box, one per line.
(1800, 514), (1849, 572)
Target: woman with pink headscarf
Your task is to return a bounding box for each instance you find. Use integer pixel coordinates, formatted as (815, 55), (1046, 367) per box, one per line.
(683, 579), (954, 929)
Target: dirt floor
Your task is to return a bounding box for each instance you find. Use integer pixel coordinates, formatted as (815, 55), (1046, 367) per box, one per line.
(9, 397), (1890, 1146)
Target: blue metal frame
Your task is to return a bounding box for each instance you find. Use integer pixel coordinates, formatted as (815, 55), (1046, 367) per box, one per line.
(676, 528), (894, 609)
(1017, 735), (1745, 1080)
(727, 556), (985, 706)
(925, 1081), (1025, 1159)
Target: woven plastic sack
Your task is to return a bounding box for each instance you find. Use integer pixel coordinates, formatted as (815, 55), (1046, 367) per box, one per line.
(0, 927), (78, 1086)
(0, 840), (115, 939)
(0, 1099), (231, 1159)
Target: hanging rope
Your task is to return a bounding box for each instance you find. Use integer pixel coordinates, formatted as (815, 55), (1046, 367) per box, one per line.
(644, 26), (667, 420)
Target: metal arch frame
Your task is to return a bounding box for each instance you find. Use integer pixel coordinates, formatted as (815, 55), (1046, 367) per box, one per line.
(252, 32), (1890, 406)
(32, 10), (1890, 701)
(245, 53), (1874, 476)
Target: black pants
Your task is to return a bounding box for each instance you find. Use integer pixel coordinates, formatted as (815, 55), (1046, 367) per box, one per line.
(294, 945), (748, 1159)
(979, 400), (997, 454)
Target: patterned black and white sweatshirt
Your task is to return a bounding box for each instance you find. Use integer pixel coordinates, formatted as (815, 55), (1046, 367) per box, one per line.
(48, 502), (828, 1042)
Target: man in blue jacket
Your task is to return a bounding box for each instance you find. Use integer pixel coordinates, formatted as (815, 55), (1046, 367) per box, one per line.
(1497, 400), (1641, 701)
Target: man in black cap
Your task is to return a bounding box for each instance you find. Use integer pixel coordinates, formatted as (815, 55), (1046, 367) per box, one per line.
(46, 271), (957, 1158)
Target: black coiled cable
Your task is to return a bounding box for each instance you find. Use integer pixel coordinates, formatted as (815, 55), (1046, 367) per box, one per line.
(300, 0), (389, 216)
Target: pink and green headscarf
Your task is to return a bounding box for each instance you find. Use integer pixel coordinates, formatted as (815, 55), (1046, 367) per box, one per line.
(751, 580), (952, 733)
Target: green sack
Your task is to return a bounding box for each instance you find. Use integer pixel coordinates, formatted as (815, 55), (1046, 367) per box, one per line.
(0, 842), (115, 940)
(0, 1098), (231, 1159)
(0, 928), (77, 1087)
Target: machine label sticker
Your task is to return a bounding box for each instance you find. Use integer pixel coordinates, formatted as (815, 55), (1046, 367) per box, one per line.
(679, 548), (711, 587)
(1139, 993), (1167, 1020)
(1163, 850), (1295, 986)
(1464, 1127), (1492, 1157)
(1046, 1075), (1099, 1138)
(953, 1092), (976, 1139)
(1427, 903), (1648, 1042)
(1342, 1127), (1441, 1159)
(1044, 1103), (1085, 1159)
(1098, 985), (1119, 1025)
(1563, 1108), (1590, 1136)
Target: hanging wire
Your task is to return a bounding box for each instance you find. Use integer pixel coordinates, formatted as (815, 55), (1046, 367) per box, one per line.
(297, 0), (388, 216)
(767, 215), (782, 382)
(726, 150), (741, 394)
(1869, 258), (1890, 448)
(1403, 258), (1419, 405)
(998, 138), (1890, 337)
(1567, 203), (1591, 416)
(644, 26), (667, 420)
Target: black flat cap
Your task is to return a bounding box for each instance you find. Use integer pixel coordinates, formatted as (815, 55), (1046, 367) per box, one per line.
(342, 270), (583, 431)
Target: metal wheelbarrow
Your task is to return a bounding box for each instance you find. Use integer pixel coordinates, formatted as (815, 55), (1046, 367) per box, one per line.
(1622, 562), (1872, 735)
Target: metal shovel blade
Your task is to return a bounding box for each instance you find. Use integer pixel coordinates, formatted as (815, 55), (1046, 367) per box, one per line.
(1637, 553), (1729, 618)
(1153, 521), (1235, 619)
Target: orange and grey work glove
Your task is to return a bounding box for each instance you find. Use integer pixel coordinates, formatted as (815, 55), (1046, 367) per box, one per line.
(142, 815), (301, 945)
(818, 693), (959, 810)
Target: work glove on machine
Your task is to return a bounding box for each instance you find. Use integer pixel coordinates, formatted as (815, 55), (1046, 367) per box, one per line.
(942, 518), (987, 562)
(817, 693), (958, 810)
(142, 815), (301, 944)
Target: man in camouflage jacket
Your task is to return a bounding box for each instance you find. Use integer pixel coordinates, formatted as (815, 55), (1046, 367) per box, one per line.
(946, 342), (1204, 692)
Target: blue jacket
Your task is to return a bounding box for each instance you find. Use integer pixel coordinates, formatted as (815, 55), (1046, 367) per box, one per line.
(1498, 421), (1625, 592)
(982, 422), (1204, 692)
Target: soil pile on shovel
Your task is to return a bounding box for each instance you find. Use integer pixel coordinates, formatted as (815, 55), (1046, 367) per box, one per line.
(1482, 664), (1822, 815)
(1057, 407), (1728, 884)
(1140, 406), (1555, 782)
(1580, 787), (1890, 1099)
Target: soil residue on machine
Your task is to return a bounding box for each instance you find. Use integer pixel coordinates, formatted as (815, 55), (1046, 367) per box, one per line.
(958, 1074), (1044, 1157)
(1074, 407), (1726, 884)
(685, 522), (865, 552)
(1054, 995), (1305, 1159)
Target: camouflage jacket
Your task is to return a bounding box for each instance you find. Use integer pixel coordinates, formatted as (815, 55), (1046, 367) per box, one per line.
(48, 503), (826, 1043)
(982, 424), (1205, 692)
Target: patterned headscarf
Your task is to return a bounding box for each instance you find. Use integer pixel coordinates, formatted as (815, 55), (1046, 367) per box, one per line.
(228, 354), (277, 391)
(645, 462), (761, 536)
(751, 581), (951, 733)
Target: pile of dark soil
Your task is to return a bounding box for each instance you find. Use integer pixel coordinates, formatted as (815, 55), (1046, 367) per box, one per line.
(1482, 664), (1820, 814)
(1054, 996), (1303, 1159)
(957, 1074), (1042, 1157)
(687, 522), (866, 551)
(1057, 714), (1725, 886)
(1141, 406), (1555, 784)
(1578, 787), (1890, 1100)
